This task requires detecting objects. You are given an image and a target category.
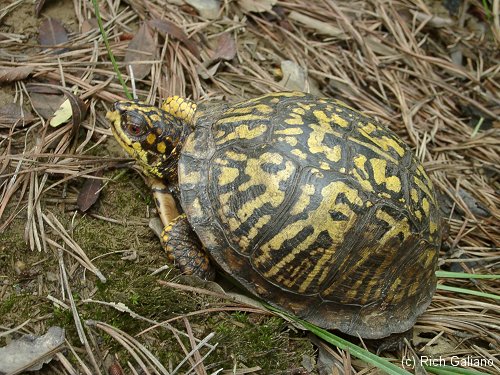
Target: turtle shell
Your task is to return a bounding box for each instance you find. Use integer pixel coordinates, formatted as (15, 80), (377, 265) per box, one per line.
(178, 91), (441, 339)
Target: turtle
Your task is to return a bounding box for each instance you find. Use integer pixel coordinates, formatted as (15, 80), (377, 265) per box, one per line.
(106, 91), (441, 339)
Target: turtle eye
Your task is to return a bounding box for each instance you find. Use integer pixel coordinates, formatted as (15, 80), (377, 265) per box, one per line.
(127, 123), (143, 136)
(123, 112), (147, 137)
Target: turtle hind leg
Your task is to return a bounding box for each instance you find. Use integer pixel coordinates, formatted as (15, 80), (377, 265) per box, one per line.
(161, 214), (215, 280)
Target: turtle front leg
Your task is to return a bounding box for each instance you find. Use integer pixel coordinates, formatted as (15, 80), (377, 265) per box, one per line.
(149, 177), (215, 280)
(161, 214), (215, 280)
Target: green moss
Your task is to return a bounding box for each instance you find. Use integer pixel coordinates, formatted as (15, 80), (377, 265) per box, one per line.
(209, 312), (314, 372)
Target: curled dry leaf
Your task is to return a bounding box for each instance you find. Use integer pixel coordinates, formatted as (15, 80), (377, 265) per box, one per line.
(28, 85), (88, 135)
(0, 66), (34, 83)
(124, 23), (156, 80)
(185, 0), (220, 20)
(38, 18), (68, 51)
(238, 0), (277, 13)
(149, 19), (200, 58)
(77, 170), (104, 212)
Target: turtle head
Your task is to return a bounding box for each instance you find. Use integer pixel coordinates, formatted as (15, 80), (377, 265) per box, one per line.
(107, 97), (196, 182)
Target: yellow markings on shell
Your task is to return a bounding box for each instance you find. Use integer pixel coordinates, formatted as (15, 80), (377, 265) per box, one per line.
(275, 127), (303, 135)
(360, 122), (378, 134)
(285, 113), (304, 125)
(411, 188), (419, 203)
(225, 150), (248, 161)
(333, 99), (355, 110)
(284, 136), (298, 146)
(157, 141), (167, 153)
(313, 109), (349, 128)
(429, 221), (438, 234)
(385, 176), (401, 193)
(347, 136), (397, 165)
(413, 176), (433, 202)
(182, 171), (201, 185)
(218, 166), (240, 186)
(354, 154), (368, 176)
(307, 123), (342, 162)
(359, 123), (406, 158)
(319, 161), (331, 170)
(415, 210), (422, 220)
(217, 114), (270, 124)
(292, 107), (305, 115)
(345, 279), (363, 301)
(376, 209), (410, 241)
(422, 198), (430, 215)
(291, 149), (307, 159)
(227, 104), (273, 114)
(258, 181), (363, 293)
(216, 123), (267, 144)
(298, 103), (315, 111)
(338, 208), (412, 303)
(220, 153), (295, 252)
(290, 184), (315, 215)
(247, 214), (272, 241)
(146, 133), (156, 144)
(352, 170), (374, 192)
(370, 158), (401, 193)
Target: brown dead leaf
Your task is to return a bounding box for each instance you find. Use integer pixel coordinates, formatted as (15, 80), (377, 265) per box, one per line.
(38, 18), (68, 51)
(77, 171), (104, 212)
(30, 93), (65, 120)
(149, 19), (200, 58)
(81, 19), (98, 34)
(239, 0), (277, 13)
(197, 33), (237, 79)
(0, 66), (34, 83)
(212, 33), (236, 61)
(124, 23), (156, 80)
(0, 104), (35, 126)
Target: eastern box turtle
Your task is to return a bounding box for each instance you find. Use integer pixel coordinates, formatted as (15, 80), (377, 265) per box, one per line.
(107, 91), (441, 339)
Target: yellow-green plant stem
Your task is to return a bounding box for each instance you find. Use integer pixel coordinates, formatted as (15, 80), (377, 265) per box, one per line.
(92, 0), (132, 99)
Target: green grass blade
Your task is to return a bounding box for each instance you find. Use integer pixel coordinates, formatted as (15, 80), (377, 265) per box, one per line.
(437, 284), (500, 300)
(436, 271), (499, 279)
(92, 0), (132, 99)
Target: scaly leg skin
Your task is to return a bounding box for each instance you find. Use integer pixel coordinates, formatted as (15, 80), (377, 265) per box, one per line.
(149, 177), (215, 280)
(161, 214), (215, 280)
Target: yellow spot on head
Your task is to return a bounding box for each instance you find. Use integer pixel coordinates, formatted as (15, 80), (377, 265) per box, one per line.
(146, 133), (156, 144)
(157, 142), (166, 153)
